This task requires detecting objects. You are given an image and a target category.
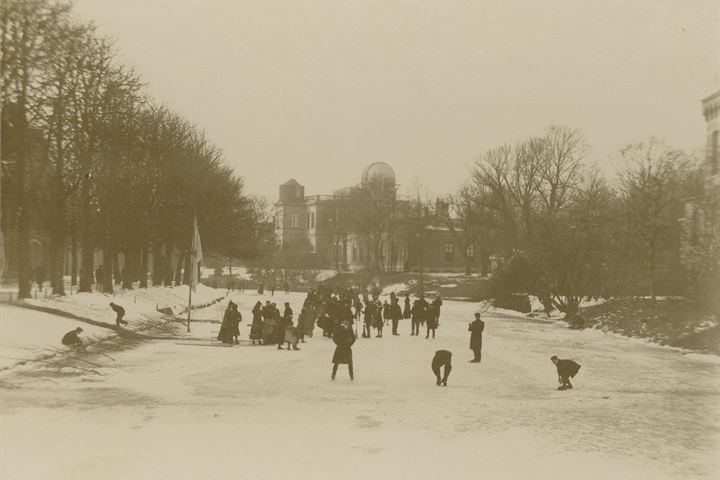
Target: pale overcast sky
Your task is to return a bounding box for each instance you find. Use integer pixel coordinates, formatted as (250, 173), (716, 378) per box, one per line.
(74, 0), (719, 201)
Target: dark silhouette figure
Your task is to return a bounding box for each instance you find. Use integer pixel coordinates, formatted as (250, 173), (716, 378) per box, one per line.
(468, 312), (484, 362)
(61, 327), (84, 351)
(110, 303), (128, 327)
(431, 350), (452, 386)
(551, 355), (581, 390)
(331, 320), (356, 380)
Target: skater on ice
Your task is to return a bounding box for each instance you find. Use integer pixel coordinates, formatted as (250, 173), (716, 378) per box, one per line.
(389, 296), (402, 335)
(250, 301), (264, 345)
(109, 303), (128, 327)
(217, 301), (241, 345)
(551, 355), (581, 390)
(431, 350), (452, 386)
(331, 318), (355, 381)
(468, 311), (484, 363)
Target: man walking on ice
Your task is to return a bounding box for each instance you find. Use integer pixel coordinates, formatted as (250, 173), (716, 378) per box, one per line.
(551, 355), (581, 390)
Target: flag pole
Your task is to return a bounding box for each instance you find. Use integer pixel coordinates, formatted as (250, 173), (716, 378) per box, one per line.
(187, 271), (192, 333)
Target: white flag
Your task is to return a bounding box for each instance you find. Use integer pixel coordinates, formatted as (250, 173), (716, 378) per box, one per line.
(190, 215), (203, 291)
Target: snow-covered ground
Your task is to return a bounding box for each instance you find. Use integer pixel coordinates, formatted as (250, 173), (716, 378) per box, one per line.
(1, 289), (718, 480)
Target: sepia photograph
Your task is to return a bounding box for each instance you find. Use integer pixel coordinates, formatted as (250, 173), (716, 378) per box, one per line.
(0, 1), (718, 479)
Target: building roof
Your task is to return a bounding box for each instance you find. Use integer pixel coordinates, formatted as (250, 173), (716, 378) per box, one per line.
(361, 162), (396, 187)
(281, 178), (302, 187)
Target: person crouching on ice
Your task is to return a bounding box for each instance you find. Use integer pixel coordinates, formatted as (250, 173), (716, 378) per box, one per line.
(331, 319), (356, 381)
(551, 355), (581, 390)
(431, 350), (452, 386)
(62, 327), (85, 352)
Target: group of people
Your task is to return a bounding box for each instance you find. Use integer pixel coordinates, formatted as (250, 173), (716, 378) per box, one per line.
(59, 286), (582, 391)
(246, 300), (306, 349)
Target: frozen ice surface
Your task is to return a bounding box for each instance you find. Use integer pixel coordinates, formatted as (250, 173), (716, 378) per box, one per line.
(1, 288), (718, 480)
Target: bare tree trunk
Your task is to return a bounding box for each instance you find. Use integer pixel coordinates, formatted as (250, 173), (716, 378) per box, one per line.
(140, 243), (148, 288)
(174, 249), (185, 286)
(102, 243), (114, 294)
(51, 237), (66, 295)
(70, 230), (78, 286)
(78, 174), (94, 292)
(122, 248), (134, 289)
(113, 251), (121, 286)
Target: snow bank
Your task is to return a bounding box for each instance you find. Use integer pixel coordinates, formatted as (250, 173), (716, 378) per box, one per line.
(0, 305), (113, 370)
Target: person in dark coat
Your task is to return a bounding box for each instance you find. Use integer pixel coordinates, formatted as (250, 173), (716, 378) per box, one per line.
(390, 297), (403, 335)
(258, 282), (265, 295)
(468, 311), (485, 363)
(431, 350), (452, 386)
(61, 327), (84, 351)
(410, 295), (429, 336)
(218, 301), (241, 344)
(426, 301), (439, 339)
(331, 319), (356, 380)
(374, 300), (384, 338)
(551, 355), (581, 390)
(275, 303), (289, 348)
(432, 296), (443, 325)
(270, 281), (276, 296)
(403, 294), (411, 319)
(363, 301), (374, 338)
(250, 301), (264, 345)
(109, 303), (128, 327)
(283, 281), (290, 295)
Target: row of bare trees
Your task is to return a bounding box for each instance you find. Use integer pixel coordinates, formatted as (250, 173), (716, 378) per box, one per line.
(1, 0), (265, 297)
(432, 126), (711, 321)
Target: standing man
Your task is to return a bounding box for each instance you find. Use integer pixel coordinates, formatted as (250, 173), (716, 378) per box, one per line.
(331, 319), (356, 381)
(550, 355), (581, 390)
(432, 295), (443, 326)
(431, 350), (452, 386)
(109, 303), (128, 327)
(468, 311), (485, 363)
(390, 296), (402, 335)
(410, 294), (429, 336)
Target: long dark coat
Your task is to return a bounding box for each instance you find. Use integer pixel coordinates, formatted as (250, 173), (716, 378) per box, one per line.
(468, 318), (485, 349)
(403, 297), (411, 318)
(218, 305), (240, 344)
(250, 303), (263, 339)
(556, 359), (581, 379)
(331, 324), (356, 364)
(426, 304), (439, 329)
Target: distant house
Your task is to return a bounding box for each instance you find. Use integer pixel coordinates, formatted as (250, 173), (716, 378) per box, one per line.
(273, 162), (490, 273)
(679, 90), (720, 274)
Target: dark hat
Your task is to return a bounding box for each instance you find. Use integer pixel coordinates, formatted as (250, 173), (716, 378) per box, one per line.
(550, 355), (558, 361)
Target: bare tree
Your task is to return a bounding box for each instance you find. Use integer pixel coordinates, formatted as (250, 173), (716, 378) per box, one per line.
(619, 139), (685, 301)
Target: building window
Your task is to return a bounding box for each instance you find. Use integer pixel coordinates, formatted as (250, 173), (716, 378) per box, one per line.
(290, 213), (298, 228)
(307, 212), (311, 228)
(712, 130), (719, 175)
(466, 244), (475, 258)
(311, 212), (315, 228)
(444, 242), (454, 261)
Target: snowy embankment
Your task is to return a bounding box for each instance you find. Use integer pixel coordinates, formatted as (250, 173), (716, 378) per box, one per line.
(0, 285), (227, 371)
